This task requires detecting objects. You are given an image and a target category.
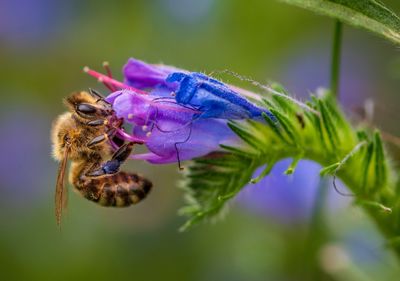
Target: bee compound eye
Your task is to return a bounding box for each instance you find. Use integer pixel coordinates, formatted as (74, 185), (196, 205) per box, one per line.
(77, 103), (97, 115)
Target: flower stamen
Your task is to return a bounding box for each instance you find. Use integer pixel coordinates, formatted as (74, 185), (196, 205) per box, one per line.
(115, 127), (145, 144)
(102, 61), (118, 92)
(83, 66), (148, 95)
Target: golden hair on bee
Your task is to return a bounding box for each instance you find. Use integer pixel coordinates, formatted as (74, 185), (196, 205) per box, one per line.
(51, 89), (152, 227)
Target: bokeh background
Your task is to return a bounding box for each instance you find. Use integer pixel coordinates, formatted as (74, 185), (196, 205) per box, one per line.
(1, 0), (400, 280)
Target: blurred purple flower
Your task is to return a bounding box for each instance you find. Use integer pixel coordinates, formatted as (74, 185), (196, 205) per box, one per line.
(87, 58), (275, 164)
(159, 0), (215, 24)
(278, 36), (379, 107)
(0, 106), (53, 206)
(0, 0), (73, 49)
(238, 160), (349, 224)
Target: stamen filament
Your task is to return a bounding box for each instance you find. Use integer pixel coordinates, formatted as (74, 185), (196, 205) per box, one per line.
(115, 128), (146, 143)
(102, 61), (113, 79)
(83, 66), (148, 95)
(102, 61), (118, 92)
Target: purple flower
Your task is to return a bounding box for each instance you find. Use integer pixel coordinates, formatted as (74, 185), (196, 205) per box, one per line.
(0, 0), (73, 49)
(123, 58), (182, 89)
(123, 58), (275, 120)
(105, 90), (238, 163)
(85, 58), (275, 164)
(238, 160), (350, 224)
(0, 106), (53, 207)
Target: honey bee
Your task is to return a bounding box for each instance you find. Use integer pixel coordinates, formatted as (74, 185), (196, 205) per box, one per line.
(51, 89), (152, 226)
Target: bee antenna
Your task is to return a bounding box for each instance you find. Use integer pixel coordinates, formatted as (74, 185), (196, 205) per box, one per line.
(89, 88), (103, 99)
(89, 88), (110, 104)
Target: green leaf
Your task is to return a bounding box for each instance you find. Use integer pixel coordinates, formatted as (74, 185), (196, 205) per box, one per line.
(250, 161), (275, 183)
(318, 99), (340, 149)
(180, 152), (259, 230)
(320, 162), (340, 176)
(228, 121), (264, 150)
(269, 108), (299, 145)
(361, 141), (375, 194)
(284, 154), (303, 174)
(373, 131), (388, 188)
(278, 0), (400, 45)
(262, 112), (288, 144)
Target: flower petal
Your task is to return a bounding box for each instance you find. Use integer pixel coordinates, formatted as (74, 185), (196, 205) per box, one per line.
(132, 118), (238, 164)
(107, 90), (156, 126)
(167, 72), (275, 120)
(123, 58), (180, 89)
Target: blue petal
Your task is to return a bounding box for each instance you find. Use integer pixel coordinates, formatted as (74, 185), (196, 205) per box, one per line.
(167, 72), (275, 120)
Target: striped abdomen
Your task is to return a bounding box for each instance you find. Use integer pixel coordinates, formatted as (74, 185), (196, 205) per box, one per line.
(74, 171), (152, 207)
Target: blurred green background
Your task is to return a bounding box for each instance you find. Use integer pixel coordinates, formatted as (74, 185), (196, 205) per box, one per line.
(1, 0), (400, 280)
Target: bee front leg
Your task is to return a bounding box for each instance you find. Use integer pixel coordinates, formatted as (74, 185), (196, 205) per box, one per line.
(86, 142), (134, 177)
(86, 119), (107, 127)
(87, 128), (117, 148)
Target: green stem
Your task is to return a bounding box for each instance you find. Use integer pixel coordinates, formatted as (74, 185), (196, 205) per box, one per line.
(310, 178), (329, 229)
(306, 178), (331, 279)
(330, 20), (343, 98)
(309, 19), (343, 230)
(304, 21), (344, 275)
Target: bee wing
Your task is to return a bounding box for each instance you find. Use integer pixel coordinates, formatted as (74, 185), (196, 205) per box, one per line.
(55, 145), (70, 228)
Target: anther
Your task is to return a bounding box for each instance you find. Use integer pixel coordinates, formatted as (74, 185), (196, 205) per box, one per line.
(142, 125), (148, 131)
(83, 66), (90, 73)
(146, 132), (152, 137)
(128, 113), (134, 119)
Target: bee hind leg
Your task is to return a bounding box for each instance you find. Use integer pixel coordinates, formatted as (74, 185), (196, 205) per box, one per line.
(86, 142), (134, 177)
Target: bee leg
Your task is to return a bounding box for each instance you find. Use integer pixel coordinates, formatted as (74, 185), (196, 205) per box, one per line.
(86, 143), (134, 177)
(87, 128), (116, 148)
(86, 119), (106, 127)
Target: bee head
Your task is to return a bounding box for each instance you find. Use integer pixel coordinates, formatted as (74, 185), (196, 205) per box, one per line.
(64, 91), (113, 121)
